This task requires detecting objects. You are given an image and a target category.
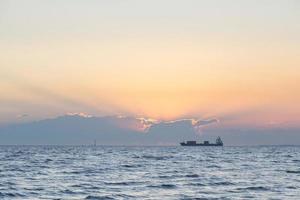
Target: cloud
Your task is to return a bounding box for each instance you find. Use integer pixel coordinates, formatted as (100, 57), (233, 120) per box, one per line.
(1, 114), (299, 145)
(66, 112), (93, 118)
(56, 114), (219, 133)
(192, 118), (219, 127)
(191, 118), (219, 133)
(151, 118), (219, 134)
(136, 117), (160, 132)
(17, 114), (29, 118)
(163, 118), (218, 127)
(108, 116), (159, 132)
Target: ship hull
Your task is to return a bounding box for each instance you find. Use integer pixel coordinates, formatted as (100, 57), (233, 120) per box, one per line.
(180, 143), (223, 146)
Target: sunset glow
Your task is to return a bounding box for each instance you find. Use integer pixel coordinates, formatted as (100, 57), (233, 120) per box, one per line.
(0, 0), (299, 128)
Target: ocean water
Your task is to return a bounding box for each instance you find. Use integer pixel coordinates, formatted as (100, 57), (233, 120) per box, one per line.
(0, 146), (299, 200)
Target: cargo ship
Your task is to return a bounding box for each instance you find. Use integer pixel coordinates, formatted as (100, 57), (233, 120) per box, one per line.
(180, 136), (223, 146)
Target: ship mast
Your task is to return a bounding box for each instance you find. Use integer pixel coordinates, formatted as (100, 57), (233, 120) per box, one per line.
(216, 136), (223, 145)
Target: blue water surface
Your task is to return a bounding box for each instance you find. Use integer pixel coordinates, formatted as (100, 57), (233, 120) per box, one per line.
(0, 145), (299, 199)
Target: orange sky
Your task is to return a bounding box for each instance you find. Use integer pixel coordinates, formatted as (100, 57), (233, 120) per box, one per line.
(0, 0), (299, 126)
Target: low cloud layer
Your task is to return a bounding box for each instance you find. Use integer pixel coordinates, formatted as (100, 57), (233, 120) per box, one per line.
(0, 114), (299, 145)
(0, 114), (219, 145)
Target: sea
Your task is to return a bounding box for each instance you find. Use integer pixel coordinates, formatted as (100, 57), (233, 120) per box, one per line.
(0, 146), (299, 200)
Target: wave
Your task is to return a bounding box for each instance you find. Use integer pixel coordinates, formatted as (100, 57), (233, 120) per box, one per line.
(85, 195), (115, 200)
(121, 164), (142, 168)
(185, 174), (200, 178)
(237, 186), (270, 191)
(0, 192), (26, 198)
(210, 181), (235, 186)
(142, 155), (173, 160)
(147, 184), (177, 189)
(186, 182), (206, 186)
(104, 181), (143, 186)
(286, 170), (300, 174)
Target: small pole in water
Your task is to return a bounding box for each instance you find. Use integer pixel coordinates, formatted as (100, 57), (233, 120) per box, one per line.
(94, 139), (96, 146)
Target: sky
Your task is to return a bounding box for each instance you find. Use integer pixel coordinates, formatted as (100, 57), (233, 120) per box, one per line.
(0, 0), (300, 134)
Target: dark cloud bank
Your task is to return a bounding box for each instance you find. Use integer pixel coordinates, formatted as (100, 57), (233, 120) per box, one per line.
(0, 114), (299, 145)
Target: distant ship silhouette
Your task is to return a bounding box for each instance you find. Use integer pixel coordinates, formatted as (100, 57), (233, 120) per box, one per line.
(180, 136), (223, 146)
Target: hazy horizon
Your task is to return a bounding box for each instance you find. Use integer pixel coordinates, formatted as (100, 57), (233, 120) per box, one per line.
(0, 113), (299, 146)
